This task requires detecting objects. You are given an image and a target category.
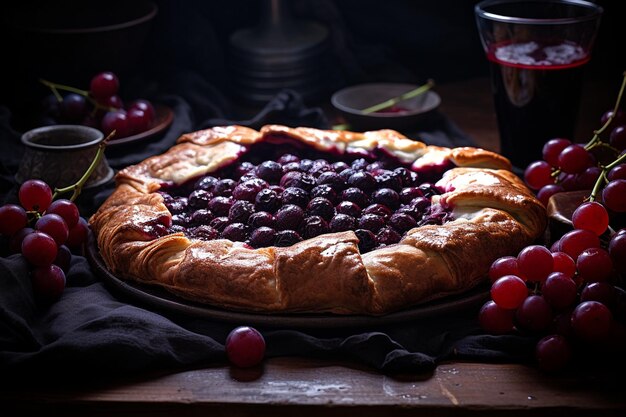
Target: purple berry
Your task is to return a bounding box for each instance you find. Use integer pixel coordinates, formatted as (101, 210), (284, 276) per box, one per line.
(400, 187), (424, 204)
(341, 187), (369, 208)
(188, 189), (212, 209)
(275, 204), (305, 231)
(388, 212), (417, 233)
(228, 200), (255, 223)
(316, 171), (347, 191)
(376, 227), (402, 245)
(221, 223), (249, 242)
(247, 211), (276, 229)
(278, 153), (300, 165)
(248, 226), (276, 248)
(362, 203), (392, 219)
(351, 158), (368, 171)
(191, 209), (213, 225)
(348, 171), (377, 192)
(232, 179), (268, 202)
(195, 176), (218, 192)
(375, 172), (402, 191)
(208, 196), (234, 217)
(188, 225), (219, 240)
(255, 188), (280, 212)
(209, 216), (230, 232)
(255, 161), (283, 183)
(329, 214), (356, 232)
(301, 216), (330, 239)
(358, 214), (385, 233)
(310, 185), (338, 204)
(336, 200), (361, 217)
(371, 188), (400, 209)
(281, 187), (309, 208)
(306, 197), (335, 221)
(213, 179), (237, 196)
(355, 229), (377, 253)
(274, 230), (303, 247)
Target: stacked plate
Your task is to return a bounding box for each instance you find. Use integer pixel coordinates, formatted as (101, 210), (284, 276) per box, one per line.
(228, 1), (332, 104)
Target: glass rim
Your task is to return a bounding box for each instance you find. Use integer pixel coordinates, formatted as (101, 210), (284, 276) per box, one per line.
(475, 0), (603, 25)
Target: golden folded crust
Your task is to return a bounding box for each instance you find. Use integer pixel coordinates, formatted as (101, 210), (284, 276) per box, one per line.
(89, 125), (546, 315)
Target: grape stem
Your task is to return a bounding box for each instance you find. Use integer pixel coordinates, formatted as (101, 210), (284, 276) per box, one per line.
(39, 78), (116, 113)
(52, 131), (114, 202)
(587, 71), (626, 202)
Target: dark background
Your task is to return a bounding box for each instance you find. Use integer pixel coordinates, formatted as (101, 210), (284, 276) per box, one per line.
(1, 0), (623, 128)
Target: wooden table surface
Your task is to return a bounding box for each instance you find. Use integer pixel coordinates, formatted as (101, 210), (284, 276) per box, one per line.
(3, 76), (625, 417)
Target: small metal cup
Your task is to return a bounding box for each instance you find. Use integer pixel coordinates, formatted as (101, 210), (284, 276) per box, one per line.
(16, 125), (114, 189)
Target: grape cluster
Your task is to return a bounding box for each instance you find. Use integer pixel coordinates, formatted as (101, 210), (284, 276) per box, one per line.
(524, 108), (626, 208)
(481, 76), (626, 373)
(39, 72), (156, 140)
(0, 180), (89, 304)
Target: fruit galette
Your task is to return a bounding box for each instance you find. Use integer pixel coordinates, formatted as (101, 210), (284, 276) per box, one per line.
(89, 125), (547, 315)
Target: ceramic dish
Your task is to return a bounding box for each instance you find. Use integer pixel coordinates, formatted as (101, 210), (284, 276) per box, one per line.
(331, 83), (441, 132)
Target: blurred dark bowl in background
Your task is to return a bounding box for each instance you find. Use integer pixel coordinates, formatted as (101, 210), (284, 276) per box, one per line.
(331, 83), (441, 132)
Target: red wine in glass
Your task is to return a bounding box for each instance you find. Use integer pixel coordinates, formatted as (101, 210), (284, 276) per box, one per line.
(487, 40), (590, 169)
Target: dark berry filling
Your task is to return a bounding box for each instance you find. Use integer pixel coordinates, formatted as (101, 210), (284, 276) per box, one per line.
(157, 140), (454, 252)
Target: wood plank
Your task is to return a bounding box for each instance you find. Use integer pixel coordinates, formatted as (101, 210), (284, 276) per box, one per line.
(3, 359), (625, 416)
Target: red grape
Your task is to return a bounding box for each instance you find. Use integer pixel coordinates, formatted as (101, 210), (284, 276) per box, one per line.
(478, 300), (515, 334)
(608, 232), (626, 274)
(600, 109), (626, 128)
(609, 125), (626, 150)
(35, 213), (69, 246)
(61, 93), (87, 121)
(9, 227), (34, 253)
(542, 272), (577, 310)
(602, 179), (626, 212)
(571, 301), (613, 343)
(31, 264), (66, 303)
(608, 164), (626, 181)
(559, 229), (601, 260)
(542, 138), (571, 167)
(515, 295), (552, 333)
(535, 334), (572, 373)
(551, 251), (576, 278)
(46, 199), (79, 228)
(0, 204), (28, 236)
(575, 166), (601, 190)
(101, 110), (131, 138)
(127, 108), (152, 135)
(98, 94), (123, 109)
(536, 184), (564, 206)
(128, 99), (156, 123)
(517, 245), (553, 282)
(225, 326), (266, 368)
(576, 247), (613, 283)
(571, 201), (609, 236)
(53, 244), (72, 273)
(558, 144), (592, 174)
(524, 161), (553, 190)
(580, 282), (617, 308)
(490, 275), (528, 310)
(21, 231), (58, 266)
(90, 71), (120, 99)
(66, 217), (89, 249)
(19, 179), (53, 213)
(488, 256), (524, 283)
